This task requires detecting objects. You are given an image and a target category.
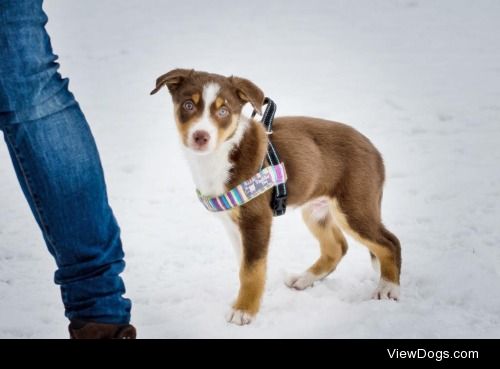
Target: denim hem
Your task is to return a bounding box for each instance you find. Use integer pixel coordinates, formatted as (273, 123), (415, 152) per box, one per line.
(67, 311), (132, 325)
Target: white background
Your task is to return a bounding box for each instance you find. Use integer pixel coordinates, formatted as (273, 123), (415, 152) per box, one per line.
(0, 0), (499, 338)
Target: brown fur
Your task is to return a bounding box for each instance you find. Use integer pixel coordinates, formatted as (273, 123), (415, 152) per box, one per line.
(173, 102), (201, 146)
(227, 115), (401, 282)
(152, 69), (402, 321)
(228, 122), (272, 265)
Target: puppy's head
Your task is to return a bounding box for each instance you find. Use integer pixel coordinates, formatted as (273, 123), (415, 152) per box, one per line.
(151, 69), (264, 155)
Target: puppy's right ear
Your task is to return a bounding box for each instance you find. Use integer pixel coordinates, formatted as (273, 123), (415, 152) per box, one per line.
(150, 68), (194, 95)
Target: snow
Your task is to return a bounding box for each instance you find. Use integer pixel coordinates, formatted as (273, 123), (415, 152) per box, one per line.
(1, 0), (500, 338)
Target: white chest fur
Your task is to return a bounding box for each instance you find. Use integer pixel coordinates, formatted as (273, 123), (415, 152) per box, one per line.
(183, 116), (250, 197)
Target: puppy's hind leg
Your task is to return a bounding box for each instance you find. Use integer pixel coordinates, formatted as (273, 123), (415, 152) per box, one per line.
(286, 197), (348, 290)
(331, 198), (401, 300)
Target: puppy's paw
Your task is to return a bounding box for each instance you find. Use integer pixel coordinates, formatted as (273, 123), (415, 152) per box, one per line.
(372, 279), (400, 301)
(225, 309), (254, 326)
(285, 271), (316, 290)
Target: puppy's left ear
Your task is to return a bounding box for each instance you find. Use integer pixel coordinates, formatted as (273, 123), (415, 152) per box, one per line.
(231, 76), (265, 114)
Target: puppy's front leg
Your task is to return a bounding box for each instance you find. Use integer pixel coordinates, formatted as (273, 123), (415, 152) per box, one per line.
(226, 206), (272, 326)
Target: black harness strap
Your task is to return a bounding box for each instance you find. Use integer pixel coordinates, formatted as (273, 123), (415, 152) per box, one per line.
(252, 97), (287, 216)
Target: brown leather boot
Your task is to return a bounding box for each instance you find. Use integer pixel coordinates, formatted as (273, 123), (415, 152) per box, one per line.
(69, 319), (137, 339)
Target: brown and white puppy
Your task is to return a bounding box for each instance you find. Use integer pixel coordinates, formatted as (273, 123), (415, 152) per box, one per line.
(151, 69), (401, 325)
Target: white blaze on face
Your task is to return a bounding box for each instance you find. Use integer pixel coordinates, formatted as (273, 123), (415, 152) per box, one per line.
(187, 82), (220, 153)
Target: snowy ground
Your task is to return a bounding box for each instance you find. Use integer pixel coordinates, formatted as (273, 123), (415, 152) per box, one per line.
(1, 0), (499, 338)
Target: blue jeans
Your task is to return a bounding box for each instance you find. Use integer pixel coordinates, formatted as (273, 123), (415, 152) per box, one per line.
(0, 0), (131, 324)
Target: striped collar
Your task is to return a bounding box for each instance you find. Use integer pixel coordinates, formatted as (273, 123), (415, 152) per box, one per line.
(197, 163), (287, 212)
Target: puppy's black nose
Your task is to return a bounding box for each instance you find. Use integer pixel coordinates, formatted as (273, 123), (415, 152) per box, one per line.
(193, 130), (210, 146)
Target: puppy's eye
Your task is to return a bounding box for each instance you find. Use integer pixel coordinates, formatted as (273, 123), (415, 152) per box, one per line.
(183, 100), (195, 112)
(217, 107), (229, 118)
